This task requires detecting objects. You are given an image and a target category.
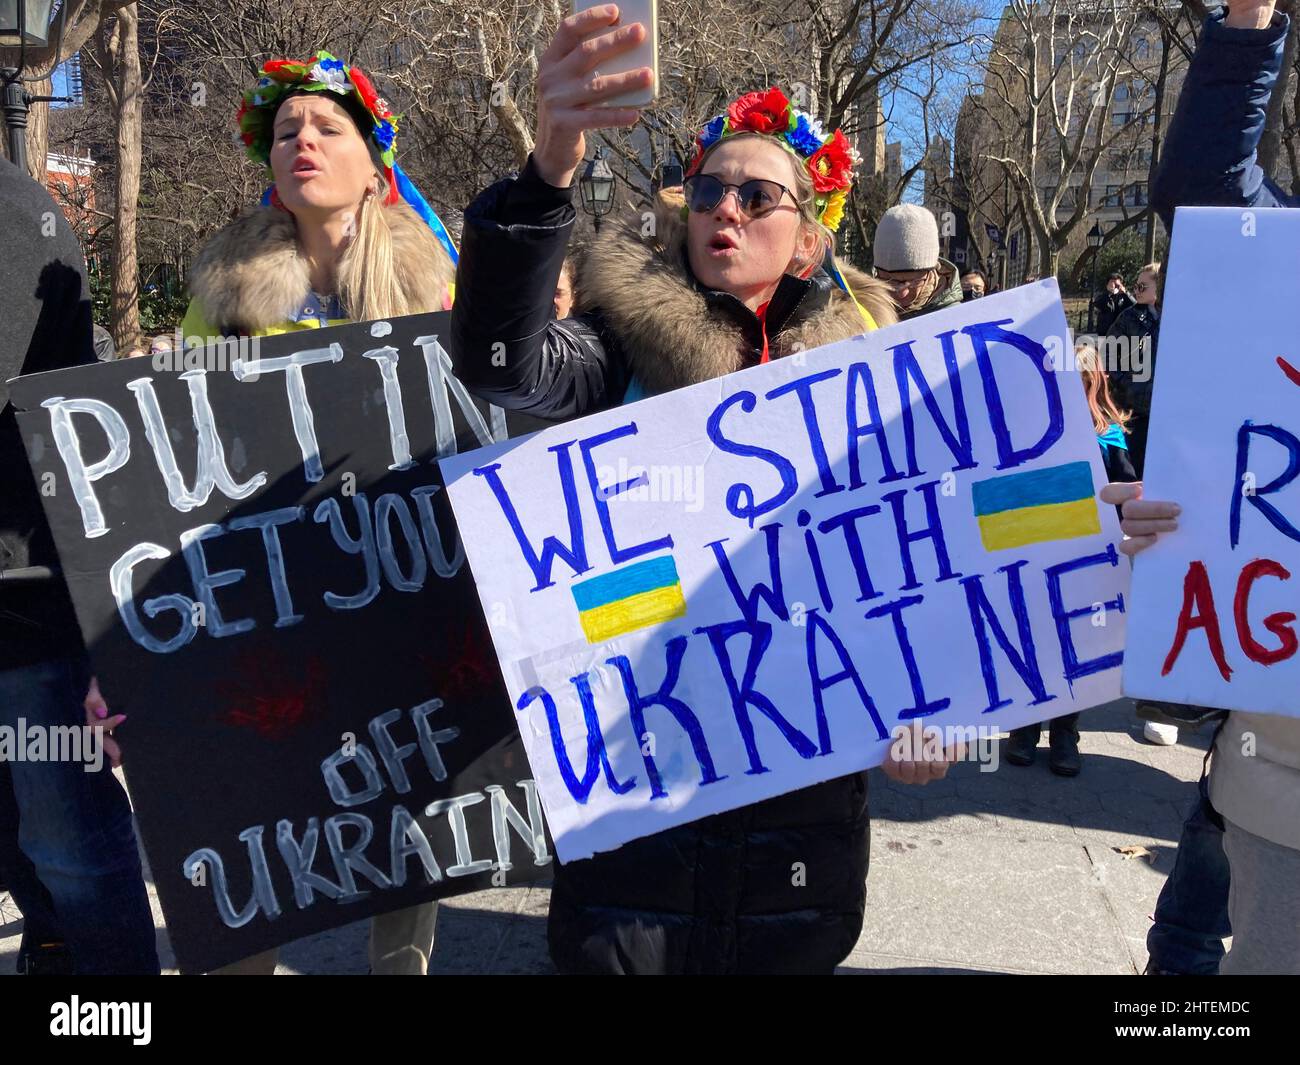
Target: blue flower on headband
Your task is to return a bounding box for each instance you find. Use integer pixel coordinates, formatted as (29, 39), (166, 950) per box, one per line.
(699, 114), (727, 148)
(373, 119), (396, 151)
(319, 56), (345, 73)
(785, 113), (824, 157)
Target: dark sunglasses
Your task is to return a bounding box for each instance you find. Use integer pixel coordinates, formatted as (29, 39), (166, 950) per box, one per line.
(683, 173), (796, 219)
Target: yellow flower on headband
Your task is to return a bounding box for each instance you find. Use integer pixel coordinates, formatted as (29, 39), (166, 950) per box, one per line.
(821, 187), (849, 231)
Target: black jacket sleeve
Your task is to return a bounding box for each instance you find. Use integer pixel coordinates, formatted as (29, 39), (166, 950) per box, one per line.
(1151, 10), (1296, 233)
(450, 154), (627, 420)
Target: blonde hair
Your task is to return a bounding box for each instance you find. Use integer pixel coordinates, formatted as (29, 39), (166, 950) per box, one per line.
(336, 176), (420, 322)
(1075, 343), (1131, 435)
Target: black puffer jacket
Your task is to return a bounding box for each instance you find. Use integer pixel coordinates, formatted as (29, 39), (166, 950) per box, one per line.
(1091, 289), (1134, 336)
(1105, 302), (1161, 476)
(451, 156), (896, 974)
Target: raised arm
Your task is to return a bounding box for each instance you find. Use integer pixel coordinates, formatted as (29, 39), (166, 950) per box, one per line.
(449, 5), (653, 420)
(1151, 2), (1295, 230)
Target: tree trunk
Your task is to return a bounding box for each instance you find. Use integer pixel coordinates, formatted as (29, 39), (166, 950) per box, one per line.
(1145, 26), (1174, 261)
(107, 4), (142, 352)
(1259, 6), (1299, 176)
(22, 71), (51, 184)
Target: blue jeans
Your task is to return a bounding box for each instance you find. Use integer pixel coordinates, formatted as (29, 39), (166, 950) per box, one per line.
(0, 656), (159, 974)
(1145, 775), (1231, 974)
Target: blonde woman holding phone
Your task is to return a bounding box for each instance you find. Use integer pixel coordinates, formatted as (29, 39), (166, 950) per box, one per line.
(450, 6), (966, 975)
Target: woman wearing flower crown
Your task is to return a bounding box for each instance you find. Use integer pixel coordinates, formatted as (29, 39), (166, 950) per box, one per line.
(179, 52), (459, 343)
(181, 51), (459, 975)
(451, 7), (960, 975)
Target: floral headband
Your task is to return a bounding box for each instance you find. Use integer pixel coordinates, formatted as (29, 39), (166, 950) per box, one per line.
(236, 51), (401, 203)
(686, 87), (861, 232)
(234, 51), (459, 265)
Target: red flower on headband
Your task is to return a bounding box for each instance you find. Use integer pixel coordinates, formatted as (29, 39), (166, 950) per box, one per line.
(349, 67), (380, 113)
(727, 87), (791, 135)
(808, 128), (854, 192)
(262, 58), (307, 81)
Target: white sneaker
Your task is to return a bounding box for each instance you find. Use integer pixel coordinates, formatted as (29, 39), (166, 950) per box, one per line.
(1143, 720), (1179, 745)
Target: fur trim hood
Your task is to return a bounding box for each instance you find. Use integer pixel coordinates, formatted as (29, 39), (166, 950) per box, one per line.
(188, 201), (454, 335)
(577, 188), (897, 396)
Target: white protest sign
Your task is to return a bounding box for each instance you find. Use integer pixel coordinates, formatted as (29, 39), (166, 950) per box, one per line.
(442, 282), (1127, 861)
(1124, 207), (1300, 717)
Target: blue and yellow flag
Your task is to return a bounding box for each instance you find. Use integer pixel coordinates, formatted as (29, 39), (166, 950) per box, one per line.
(572, 555), (687, 644)
(971, 461), (1100, 552)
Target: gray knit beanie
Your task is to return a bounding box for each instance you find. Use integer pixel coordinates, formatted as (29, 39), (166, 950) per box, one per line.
(874, 204), (940, 272)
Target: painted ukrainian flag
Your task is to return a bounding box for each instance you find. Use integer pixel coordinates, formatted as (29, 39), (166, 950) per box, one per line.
(971, 460), (1101, 552)
(572, 555), (687, 644)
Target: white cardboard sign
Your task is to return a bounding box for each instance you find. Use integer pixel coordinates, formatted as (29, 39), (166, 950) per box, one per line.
(1124, 207), (1300, 717)
(443, 282), (1126, 861)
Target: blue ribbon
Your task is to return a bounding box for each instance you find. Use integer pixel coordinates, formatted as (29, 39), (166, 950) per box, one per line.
(394, 162), (459, 265)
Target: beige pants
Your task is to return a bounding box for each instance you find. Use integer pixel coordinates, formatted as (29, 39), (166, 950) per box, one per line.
(211, 902), (437, 975)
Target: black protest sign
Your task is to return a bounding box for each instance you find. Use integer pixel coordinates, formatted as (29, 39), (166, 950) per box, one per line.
(9, 313), (552, 973)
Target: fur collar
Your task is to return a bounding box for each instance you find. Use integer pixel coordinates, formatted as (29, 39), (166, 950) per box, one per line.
(578, 189), (897, 396)
(188, 202), (454, 335)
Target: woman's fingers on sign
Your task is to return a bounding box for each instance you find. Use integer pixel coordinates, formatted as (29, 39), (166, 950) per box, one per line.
(1100, 482), (1181, 555)
(1099, 481), (1142, 508)
(882, 724), (956, 786)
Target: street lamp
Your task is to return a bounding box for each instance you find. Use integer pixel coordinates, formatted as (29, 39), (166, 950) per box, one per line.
(1086, 221), (1105, 333)
(1, 0), (71, 175)
(578, 147), (616, 232)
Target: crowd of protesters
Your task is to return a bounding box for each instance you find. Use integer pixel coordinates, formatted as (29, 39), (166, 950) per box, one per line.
(1, 2), (1297, 975)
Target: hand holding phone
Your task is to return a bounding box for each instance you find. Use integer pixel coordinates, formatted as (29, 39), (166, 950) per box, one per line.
(572, 0), (658, 108)
(533, 5), (656, 189)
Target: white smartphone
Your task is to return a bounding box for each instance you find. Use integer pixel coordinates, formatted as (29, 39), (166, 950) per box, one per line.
(571, 0), (659, 108)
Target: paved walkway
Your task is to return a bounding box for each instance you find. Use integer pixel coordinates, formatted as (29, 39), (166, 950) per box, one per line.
(1, 698), (1209, 975)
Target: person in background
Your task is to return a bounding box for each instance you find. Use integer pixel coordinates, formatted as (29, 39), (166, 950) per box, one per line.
(91, 323), (116, 362)
(871, 204), (962, 320)
(1022, 273), (1039, 284)
(1004, 343), (1135, 776)
(1110, 264), (1171, 744)
(1078, 343), (1136, 484)
(149, 334), (174, 357)
(553, 254), (579, 319)
(960, 270), (986, 301)
(1134, 0), (1297, 976)
(0, 155), (159, 976)
(1105, 262), (1162, 482)
(1092, 272), (1134, 336)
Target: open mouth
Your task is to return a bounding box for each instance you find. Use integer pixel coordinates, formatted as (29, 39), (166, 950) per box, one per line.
(708, 233), (739, 254)
(292, 157), (321, 176)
